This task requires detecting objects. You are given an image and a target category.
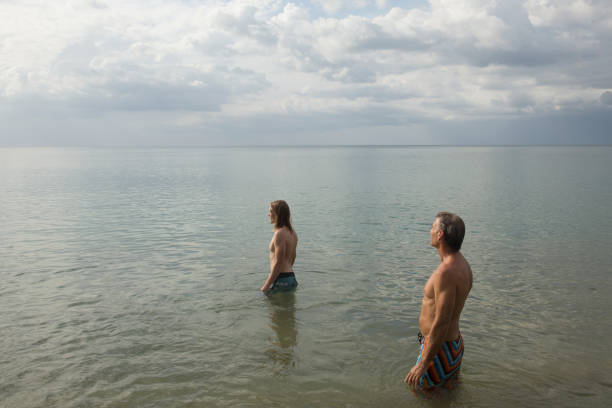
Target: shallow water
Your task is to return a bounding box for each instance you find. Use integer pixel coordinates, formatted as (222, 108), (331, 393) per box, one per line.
(1, 146), (611, 407)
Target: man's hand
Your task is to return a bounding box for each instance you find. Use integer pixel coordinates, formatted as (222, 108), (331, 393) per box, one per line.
(261, 284), (271, 292)
(404, 362), (426, 386)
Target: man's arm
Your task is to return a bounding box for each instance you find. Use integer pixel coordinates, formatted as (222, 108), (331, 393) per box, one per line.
(261, 232), (285, 292)
(405, 268), (456, 384)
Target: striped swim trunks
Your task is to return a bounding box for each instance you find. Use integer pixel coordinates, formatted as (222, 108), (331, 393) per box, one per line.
(416, 332), (464, 389)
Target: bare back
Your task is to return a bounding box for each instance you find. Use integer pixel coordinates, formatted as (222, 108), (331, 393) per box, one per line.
(419, 251), (472, 340)
(269, 227), (298, 273)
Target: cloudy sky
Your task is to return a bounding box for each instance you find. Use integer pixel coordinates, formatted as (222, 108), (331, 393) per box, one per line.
(1, 0), (611, 146)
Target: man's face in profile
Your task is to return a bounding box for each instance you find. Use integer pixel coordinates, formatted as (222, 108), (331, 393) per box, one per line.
(268, 207), (277, 224)
(430, 218), (441, 248)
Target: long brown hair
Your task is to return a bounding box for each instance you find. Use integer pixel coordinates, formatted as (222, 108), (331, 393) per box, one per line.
(270, 200), (293, 232)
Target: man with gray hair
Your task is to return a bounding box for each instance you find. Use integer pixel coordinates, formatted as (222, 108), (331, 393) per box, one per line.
(405, 212), (472, 390)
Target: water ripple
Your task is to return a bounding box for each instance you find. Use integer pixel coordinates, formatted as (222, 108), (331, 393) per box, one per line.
(2, 147), (612, 407)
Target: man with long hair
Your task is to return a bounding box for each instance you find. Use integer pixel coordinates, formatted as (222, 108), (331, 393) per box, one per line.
(405, 212), (472, 391)
(261, 200), (298, 293)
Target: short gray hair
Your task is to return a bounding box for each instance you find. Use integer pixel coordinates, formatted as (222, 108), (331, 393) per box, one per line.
(436, 212), (465, 252)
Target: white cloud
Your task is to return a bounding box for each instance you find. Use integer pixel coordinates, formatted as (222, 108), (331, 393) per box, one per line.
(1, 0), (611, 145)
(524, 0), (597, 27)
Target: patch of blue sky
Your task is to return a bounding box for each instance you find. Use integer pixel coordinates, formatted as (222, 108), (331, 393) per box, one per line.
(298, 0), (430, 19)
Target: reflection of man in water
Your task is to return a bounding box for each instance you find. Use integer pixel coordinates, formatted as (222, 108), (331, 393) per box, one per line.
(405, 212), (472, 390)
(261, 200), (298, 293)
(266, 292), (298, 368)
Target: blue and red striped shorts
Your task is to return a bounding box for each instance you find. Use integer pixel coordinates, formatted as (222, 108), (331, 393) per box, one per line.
(416, 332), (464, 389)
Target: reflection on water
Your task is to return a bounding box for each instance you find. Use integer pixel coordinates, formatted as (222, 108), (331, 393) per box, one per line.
(266, 291), (297, 370)
(2, 147), (612, 407)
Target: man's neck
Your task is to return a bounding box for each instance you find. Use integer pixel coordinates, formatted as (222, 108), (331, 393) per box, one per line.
(437, 244), (456, 262)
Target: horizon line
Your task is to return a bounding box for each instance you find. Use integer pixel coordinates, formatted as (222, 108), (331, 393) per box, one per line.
(1, 143), (611, 149)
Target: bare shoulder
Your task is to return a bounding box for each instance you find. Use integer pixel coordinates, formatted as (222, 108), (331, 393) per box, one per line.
(431, 264), (451, 287)
(274, 227), (293, 242)
(454, 252), (472, 276)
(435, 262), (453, 278)
(273, 228), (285, 241)
(435, 260), (464, 286)
(446, 253), (473, 288)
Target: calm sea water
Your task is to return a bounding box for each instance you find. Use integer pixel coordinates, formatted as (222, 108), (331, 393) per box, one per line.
(1, 146), (611, 408)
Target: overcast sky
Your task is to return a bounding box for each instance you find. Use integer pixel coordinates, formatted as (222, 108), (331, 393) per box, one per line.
(1, 0), (611, 146)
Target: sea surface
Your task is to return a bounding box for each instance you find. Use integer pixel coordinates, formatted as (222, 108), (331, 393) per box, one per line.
(1, 146), (611, 408)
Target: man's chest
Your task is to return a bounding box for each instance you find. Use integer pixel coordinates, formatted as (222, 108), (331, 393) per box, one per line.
(423, 274), (436, 300)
